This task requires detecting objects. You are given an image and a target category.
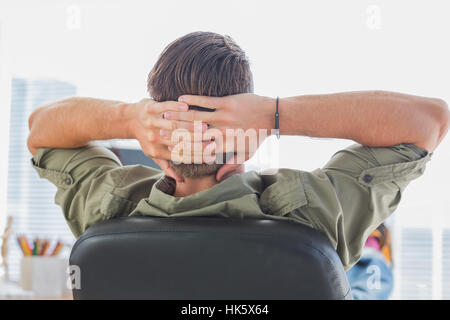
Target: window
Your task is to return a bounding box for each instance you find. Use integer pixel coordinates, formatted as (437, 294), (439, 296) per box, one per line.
(6, 78), (77, 281)
(442, 230), (450, 299)
(397, 228), (433, 299)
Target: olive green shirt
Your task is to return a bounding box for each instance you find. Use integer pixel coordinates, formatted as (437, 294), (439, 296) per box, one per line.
(31, 142), (431, 270)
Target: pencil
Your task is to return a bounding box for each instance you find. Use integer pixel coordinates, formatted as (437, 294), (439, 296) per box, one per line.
(50, 241), (64, 256)
(24, 237), (32, 256)
(32, 239), (38, 256)
(36, 238), (43, 256)
(40, 239), (50, 256)
(17, 237), (26, 256)
(18, 236), (32, 256)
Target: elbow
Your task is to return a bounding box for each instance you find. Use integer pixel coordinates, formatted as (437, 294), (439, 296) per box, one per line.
(28, 105), (47, 130)
(27, 106), (48, 155)
(27, 111), (40, 156)
(430, 98), (450, 137)
(436, 99), (450, 141)
(417, 98), (449, 152)
(28, 110), (36, 130)
(27, 134), (38, 156)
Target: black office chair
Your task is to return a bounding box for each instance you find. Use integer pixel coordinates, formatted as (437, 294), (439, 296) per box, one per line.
(69, 217), (352, 299)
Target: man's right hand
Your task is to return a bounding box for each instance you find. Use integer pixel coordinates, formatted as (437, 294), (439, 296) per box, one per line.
(128, 98), (217, 182)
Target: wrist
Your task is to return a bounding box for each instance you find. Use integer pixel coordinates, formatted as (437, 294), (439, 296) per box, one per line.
(261, 95), (276, 135)
(120, 102), (140, 139)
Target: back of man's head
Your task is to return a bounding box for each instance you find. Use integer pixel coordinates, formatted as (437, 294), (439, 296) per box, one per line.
(148, 31), (254, 178)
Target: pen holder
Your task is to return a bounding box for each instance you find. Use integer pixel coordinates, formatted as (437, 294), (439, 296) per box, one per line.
(20, 256), (70, 298)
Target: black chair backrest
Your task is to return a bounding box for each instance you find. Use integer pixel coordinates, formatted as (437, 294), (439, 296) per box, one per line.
(69, 217), (352, 299)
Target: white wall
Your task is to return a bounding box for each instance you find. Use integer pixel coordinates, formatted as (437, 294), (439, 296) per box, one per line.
(0, 0), (449, 298)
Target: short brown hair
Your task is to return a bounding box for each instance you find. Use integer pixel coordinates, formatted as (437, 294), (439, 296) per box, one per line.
(147, 31), (253, 178)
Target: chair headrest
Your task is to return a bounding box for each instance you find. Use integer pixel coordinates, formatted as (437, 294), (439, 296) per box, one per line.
(70, 217), (352, 299)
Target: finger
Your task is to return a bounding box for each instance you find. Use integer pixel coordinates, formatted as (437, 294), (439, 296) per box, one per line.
(169, 140), (216, 152)
(162, 110), (219, 123)
(153, 158), (169, 170)
(168, 141), (216, 164)
(153, 158), (184, 182)
(151, 145), (209, 164)
(144, 145), (173, 161)
(178, 95), (225, 110)
(160, 131), (208, 143)
(173, 120), (208, 132)
(142, 138), (212, 163)
(144, 144), (185, 162)
(150, 118), (177, 131)
(169, 140), (216, 154)
(157, 137), (174, 147)
(152, 118), (208, 132)
(149, 101), (188, 114)
(213, 136), (257, 155)
(158, 135), (210, 148)
(159, 128), (217, 143)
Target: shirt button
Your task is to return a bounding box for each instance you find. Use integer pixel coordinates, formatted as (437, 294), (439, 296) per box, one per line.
(65, 178), (72, 185)
(363, 174), (373, 183)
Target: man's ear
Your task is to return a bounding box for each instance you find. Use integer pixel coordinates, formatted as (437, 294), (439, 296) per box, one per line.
(163, 166), (185, 183)
(216, 155), (244, 182)
(154, 159), (184, 182)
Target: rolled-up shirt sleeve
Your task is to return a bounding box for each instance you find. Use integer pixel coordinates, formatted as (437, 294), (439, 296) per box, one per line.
(31, 144), (124, 237)
(294, 143), (432, 270)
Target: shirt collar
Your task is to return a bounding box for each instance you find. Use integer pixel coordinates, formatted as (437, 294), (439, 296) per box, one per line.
(147, 173), (260, 214)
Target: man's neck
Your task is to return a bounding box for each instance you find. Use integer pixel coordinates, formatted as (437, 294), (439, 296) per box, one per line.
(172, 165), (245, 197)
(174, 175), (219, 197)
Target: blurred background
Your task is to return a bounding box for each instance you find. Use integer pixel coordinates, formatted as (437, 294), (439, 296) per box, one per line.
(0, 0), (449, 299)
